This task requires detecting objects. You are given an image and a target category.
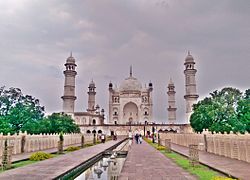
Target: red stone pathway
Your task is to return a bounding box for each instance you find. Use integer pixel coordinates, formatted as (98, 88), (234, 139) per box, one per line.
(119, 140), (196, 180)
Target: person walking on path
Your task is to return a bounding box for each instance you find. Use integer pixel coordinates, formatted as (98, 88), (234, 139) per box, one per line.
(139, 134), (142, 144)
(135, 134), (139, 144)
(101, 134), (105, 143)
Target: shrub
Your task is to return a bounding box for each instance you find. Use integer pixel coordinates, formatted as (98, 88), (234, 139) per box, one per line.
(156, 146), (166, 151)
(65, 146), (80, 152)
(84, 143), (93, 147)
(29, 152), (52, 161)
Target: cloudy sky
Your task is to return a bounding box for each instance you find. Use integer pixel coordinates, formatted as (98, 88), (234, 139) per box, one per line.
(0, 0), (249, 123)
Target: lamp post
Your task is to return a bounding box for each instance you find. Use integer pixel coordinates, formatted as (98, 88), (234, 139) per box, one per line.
(144, 121), (146, 137)
(152, 124), (155, 143)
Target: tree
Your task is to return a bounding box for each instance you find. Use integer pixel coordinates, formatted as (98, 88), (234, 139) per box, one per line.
(190, 97), (214, 133)
(40, 113), (80, 134)
(0, 87), (45, 134)
(0, 87), (80, 134)
(237, 89), (250, 133)
(190, 87), (249, 133)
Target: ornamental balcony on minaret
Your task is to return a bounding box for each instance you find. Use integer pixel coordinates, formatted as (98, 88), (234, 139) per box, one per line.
(61, 52), (77, 114)
(184, 51), (199, 123)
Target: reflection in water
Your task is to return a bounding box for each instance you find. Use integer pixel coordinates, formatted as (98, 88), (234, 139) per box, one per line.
(74, 156), (126, 180)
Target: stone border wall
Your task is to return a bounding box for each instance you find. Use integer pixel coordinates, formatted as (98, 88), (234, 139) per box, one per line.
(0, 132), (93, 155)
(159, 131), (250, 163)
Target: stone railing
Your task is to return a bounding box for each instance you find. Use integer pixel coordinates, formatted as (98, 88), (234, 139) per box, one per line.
(159, 131), (250, 163)
(0, 132), (94, 155)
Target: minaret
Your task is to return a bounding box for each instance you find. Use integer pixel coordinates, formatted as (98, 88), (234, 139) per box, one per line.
(61, 52), (77, 113)
(167, 78), (177, 124)
(87, 80), (96, 114)
(184, 51), (199, 123)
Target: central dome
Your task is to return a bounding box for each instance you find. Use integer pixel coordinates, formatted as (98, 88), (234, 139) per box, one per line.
(119, 66), (142, 92)
(120, 76), (142, 92)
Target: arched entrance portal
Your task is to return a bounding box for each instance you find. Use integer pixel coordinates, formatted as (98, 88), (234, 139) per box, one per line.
(123, 102), (138, 124)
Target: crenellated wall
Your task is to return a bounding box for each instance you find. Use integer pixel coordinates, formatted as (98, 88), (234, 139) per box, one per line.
(0, 132), (93, 155)
(159, 131), (250, 163)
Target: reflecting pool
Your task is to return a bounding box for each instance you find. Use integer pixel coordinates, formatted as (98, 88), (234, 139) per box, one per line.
(74, 155), (126, 180)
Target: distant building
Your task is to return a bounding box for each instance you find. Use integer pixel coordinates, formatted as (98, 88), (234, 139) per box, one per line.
(108, 66), (153, 124)
(60, 52), (198, 135)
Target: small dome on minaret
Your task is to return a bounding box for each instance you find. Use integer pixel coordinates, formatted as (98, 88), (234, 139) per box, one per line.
(109, 81), (113, 88)
(89, 79), (95, 87)
(168, 78), (175, 91)
(66, 52), (76, 64)
(148, 81), (153, 92)
(185, 51), (194, 63)
(149, 81), (153, 87)
(168, 78), (174, 85)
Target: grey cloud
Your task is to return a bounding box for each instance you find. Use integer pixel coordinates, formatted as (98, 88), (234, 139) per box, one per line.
(0, 0), (249, 122)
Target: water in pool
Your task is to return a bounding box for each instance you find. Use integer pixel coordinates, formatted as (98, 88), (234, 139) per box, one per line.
(74, 155), (126, 180)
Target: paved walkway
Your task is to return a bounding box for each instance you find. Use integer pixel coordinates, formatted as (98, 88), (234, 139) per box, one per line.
(119, 140), (196, 180)
(171, 143), (250, 180)
(0, 139), (125, 180)
(12, 143), (81, 162)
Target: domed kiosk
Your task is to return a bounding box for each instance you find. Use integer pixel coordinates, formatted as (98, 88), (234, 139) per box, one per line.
(108, 66), (153, 124)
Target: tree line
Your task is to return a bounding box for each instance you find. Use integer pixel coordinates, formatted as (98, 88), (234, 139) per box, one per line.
(190, 87), (250, 134)
(0, 87), (80, 135)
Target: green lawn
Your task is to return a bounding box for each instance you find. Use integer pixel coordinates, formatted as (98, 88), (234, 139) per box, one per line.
(144, 138), (235, 180)
(11, 160), (37, 169)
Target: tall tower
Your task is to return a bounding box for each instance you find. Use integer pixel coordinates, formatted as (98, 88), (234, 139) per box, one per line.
(108, 81), (114, 123)
(184, 51), (199, 123)
(61, 53), (77, 113)
(87, 80), (96, 114)
(167, 78), (177, 124)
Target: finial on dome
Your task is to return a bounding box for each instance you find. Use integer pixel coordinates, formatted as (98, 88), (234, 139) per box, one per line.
(188, 50), (190, 55)
(89, 79), (95, 86)
(70, 51), (72, 57)
(169, 77), (173, 84)
(130, 65), (133, 77)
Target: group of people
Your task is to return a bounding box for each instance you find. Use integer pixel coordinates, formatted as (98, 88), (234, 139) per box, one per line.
(128, 131), (143, 144)
(134, 133), (143, 144)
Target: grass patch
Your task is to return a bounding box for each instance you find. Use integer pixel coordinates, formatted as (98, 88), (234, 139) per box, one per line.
(144, 138), (235, 180)
(163, 151), (217, 180)
(0, 160), (37, 173)
(11, 160), (37, 169)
